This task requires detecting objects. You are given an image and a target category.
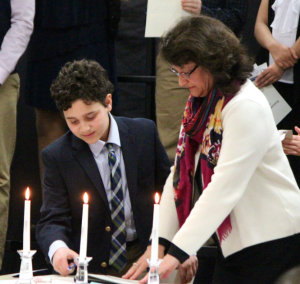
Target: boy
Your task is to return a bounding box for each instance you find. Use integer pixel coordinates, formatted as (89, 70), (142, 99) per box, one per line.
(36, 59), (171, 277)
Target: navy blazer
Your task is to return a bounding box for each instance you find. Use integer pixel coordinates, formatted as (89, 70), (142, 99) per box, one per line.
(36, 116), (171, 274)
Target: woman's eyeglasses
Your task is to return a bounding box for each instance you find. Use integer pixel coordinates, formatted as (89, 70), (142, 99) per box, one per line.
(171, 65), (198, 79)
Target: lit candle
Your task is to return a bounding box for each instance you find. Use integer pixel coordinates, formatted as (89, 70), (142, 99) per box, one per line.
(79, 192), (89, 260)
(23, 187), (31, 255)
(151, 193), (160, 261)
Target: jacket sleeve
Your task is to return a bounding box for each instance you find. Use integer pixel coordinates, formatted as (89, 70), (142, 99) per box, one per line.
(201, 0), (248, 35)
(0, 0), (34, 83)
(158, 167), (180, 249)
(36, 148), (73, 263)
(154, 121), (172, 194)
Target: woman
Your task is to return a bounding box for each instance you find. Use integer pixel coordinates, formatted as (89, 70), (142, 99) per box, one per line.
(124, 16), (300, 284)
(255, 0), (300, 187)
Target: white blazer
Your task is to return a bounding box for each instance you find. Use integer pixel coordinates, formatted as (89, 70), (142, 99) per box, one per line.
(159, 80), (300, 258)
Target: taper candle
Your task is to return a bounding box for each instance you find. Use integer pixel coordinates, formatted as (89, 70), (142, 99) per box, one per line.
(23, 187), (31, 255)
(79, 192), (89, 260)
(151, 193), (160, 261)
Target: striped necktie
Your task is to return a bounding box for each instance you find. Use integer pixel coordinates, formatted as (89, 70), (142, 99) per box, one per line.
(106, 143), (127, 271)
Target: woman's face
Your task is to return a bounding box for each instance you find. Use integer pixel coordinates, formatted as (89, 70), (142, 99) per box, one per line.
(173, 63), (214, 98)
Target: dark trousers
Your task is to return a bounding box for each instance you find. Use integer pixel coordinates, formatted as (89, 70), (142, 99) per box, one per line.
(211, 234), (300, 284)
(275, 82), (300, 187)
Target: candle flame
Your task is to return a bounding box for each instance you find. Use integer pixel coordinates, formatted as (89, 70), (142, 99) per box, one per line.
(25, 187), (30, 200)
(155, 192), (160, 204)
(83, 192), (88, 204)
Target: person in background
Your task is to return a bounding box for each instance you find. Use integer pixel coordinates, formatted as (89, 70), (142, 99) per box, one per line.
(36, 59), (174, 277)
(156, 0), (248, 163)
(24, 0), (120, 189)
(125, 16), (300, 284)
(0, 0), (34, 270)
(255, 0), (300, 186)
(282, 126), (300, 156)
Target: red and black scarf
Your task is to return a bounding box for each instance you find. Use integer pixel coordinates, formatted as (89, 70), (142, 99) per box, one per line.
(173, 88), (233, 244)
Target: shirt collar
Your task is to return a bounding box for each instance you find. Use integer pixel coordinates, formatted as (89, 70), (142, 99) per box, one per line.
(89, 113), (121, 157)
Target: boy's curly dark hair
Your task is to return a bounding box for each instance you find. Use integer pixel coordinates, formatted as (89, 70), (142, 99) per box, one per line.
(161, 16), (254, 95)
(51, 59), (114, 111)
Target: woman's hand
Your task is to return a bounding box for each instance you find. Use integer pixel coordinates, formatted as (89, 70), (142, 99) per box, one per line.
(255, 63), (284, 88)
(138, 253), (198, 284)
(181, 0), (201, 15)
(178, 255), (198, 283)
(159, 254), (180, 280)
(122, 245), (165, 280)
(282, 126), (300, 156)
(270, 42), (298, 70)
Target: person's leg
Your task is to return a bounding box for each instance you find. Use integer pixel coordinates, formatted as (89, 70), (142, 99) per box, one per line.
(34, 108), (67, 190)
(155, 51), (190, 163)
(0, 73), (20, 269)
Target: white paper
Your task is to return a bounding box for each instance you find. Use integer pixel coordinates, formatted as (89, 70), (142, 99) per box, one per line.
(89, 274), (139, 284)
(250, 63), (292, 125)
(279, 129), (293, 141)
(0, 280), (72, 284)
(145, 0), (190, 37)
(89, 271), (193, 284)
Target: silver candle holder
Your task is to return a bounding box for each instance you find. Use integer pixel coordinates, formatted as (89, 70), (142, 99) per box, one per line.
(74, 256), (92, 284)
(17, 250), (36, 284)
(147, 259), (162, 284)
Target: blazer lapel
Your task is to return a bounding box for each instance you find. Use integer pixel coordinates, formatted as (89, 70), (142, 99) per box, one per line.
(115, 117), (138, 205)
(71, 135), (110, 210)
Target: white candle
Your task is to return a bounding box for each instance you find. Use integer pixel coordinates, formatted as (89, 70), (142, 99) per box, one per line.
(79, 192), (89, 260)
(151, 193), (160, 261)
(23, 187), (31, 255)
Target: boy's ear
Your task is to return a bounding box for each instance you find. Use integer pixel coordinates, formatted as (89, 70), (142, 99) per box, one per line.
(105, 94), (112, 111)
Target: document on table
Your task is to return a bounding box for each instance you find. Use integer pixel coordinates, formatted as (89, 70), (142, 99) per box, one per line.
(251, 63), (292, 125)
(145, 0), (191, 37)
(89, 274), (139, 284)
(89, 270), (192, 284)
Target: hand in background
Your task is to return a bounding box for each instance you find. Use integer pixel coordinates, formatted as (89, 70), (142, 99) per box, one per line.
(52, 247), (78, 277)
(270, 42), (298, 69)
(181, 0), (201, 15)
(122, 244), (165, 280)
(282, 126), (300, 156)
(178, 255), (198, 283)
(255, 63), (284, 88)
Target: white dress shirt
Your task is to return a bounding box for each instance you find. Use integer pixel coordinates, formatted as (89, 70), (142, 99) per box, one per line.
(0, 0), (35, 84)
(49, 114), (137, 261)
(269, 0), (300, 83)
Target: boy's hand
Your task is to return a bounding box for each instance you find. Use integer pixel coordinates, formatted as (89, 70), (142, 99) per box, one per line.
(282, 126), (300, 156)
(122, 244), (165, 280)
(181, 0), (202, 15)
(53, 247), (79, 276)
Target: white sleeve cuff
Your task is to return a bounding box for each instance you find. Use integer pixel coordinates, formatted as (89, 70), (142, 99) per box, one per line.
(48, 240), (69, 265)
(0, 66), (10, 85)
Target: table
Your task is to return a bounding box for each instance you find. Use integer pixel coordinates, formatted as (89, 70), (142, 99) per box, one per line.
(0, 270), (192, 283)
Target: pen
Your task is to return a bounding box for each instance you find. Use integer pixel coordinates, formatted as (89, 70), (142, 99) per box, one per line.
(68, 262), (77, 270)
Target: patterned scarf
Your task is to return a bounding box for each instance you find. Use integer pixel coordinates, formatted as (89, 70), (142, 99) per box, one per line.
(173, 88), (233, 244)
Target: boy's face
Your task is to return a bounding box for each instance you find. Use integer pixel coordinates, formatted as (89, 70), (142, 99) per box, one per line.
(64, 95), (112, 144)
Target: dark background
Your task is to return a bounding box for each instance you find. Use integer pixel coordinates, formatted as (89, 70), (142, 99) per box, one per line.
(1, 0), (262, 274)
